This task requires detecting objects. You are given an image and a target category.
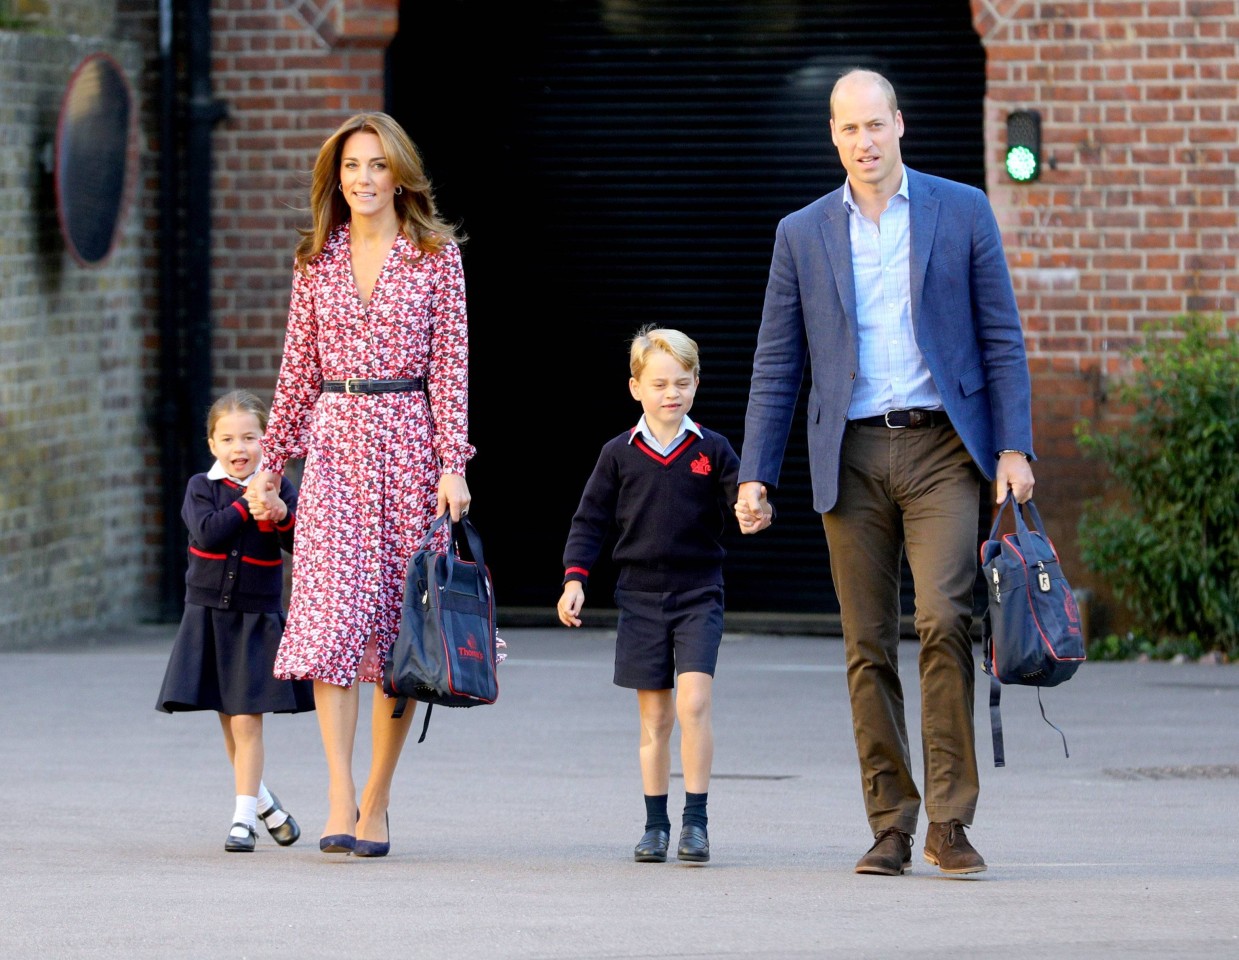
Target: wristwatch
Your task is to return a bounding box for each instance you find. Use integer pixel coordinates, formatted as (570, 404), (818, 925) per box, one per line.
(996, 449), (1030, 460)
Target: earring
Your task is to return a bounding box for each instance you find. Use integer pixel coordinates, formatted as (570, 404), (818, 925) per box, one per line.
(394, 185), (404, 195)
(338, 183), (342, 192)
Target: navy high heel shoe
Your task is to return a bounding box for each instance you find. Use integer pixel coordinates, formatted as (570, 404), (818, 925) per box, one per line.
(318, 833), (355, 854)
(353, 812), (390, 858)
(319, 808), (359, 854)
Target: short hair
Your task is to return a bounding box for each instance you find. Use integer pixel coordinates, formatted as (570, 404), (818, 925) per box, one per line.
(830, 69), (899, 120)
(629, 325), (700, 380)
(206, 389), (268, 440)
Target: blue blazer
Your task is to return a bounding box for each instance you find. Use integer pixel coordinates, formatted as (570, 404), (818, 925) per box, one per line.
(740, 167), (1035, 513)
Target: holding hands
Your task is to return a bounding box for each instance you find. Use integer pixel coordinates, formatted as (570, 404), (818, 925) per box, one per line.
(245, 471), (287, 523)
(734, 481), (774, 534)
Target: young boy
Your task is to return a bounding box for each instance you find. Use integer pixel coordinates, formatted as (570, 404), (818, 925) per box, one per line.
(556, 326), (772, 864)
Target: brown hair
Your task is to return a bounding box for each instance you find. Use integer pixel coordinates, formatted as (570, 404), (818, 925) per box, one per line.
(629, 325), (701, 379)
(294, 112), (463, 272)
(206, 390), (268, 440)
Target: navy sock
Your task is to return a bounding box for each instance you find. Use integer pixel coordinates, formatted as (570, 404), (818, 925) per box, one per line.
(644, 794), (670, 832)
(683, 791), (708, 829)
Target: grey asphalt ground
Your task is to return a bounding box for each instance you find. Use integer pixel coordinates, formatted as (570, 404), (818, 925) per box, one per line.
(2, 623), (1237, 959)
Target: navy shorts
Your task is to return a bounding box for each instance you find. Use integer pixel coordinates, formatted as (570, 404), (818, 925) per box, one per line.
(612, 584), (724, 690)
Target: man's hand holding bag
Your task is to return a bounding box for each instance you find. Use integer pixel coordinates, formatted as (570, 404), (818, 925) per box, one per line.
(980, 493), (1086, 766)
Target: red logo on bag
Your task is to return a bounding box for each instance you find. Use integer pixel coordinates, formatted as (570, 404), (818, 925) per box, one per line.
(690, 453), (712, 475)
(458, 632), (484, 660)
(1063, 591), (1081, 631)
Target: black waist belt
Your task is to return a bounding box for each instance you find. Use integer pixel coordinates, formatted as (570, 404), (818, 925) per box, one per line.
(851, 409), (950, 429)
(322, 378), (425, 395)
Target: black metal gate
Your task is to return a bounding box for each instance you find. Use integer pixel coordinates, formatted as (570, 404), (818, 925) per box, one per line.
(387, 1), (987, 615)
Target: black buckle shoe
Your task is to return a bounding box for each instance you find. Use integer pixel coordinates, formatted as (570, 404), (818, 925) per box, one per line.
(258, 791), (301, 847)
(224, 822), (257, 853)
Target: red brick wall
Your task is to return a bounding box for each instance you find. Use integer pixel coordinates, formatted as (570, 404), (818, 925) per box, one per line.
(199, 0), (1236, 634)
(209, 0), (395, 394)
(975, 0), (1238, 633)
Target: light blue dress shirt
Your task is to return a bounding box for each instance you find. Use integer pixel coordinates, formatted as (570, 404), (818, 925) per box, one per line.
(630, 415), (702, 456)
(843, 169), (944, 419)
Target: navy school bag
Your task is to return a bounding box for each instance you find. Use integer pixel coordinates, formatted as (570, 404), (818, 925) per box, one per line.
(383, 512), (499, 743)
(980, 493), (1086, 766)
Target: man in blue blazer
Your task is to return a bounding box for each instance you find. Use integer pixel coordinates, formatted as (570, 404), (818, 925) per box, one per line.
(736, 69), (1036, 876)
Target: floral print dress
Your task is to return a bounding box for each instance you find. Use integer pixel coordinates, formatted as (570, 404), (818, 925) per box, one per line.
(261, 223), (474, 687)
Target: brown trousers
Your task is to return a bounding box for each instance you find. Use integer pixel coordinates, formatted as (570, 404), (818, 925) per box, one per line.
(822, 421), (983, 836)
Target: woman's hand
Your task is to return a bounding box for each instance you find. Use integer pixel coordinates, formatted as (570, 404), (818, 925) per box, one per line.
(246, 471), (281, 518)
(436, 472), (472, 521)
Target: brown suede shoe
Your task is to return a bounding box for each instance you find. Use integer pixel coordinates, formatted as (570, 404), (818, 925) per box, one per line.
(854, 827), (913, 875)
(923, 820), (987, 875)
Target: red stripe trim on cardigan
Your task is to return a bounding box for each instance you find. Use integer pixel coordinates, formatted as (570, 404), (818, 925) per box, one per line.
(275, 512), (295, 531)
(231, 500), (249, 519)
(189, 546), (227, 560)
(241, 556), (283, 567)
(564, 567), (590, 578)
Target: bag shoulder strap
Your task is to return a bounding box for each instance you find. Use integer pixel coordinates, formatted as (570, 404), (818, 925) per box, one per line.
(988, 674), (1005, 768)
(389, 696), (436, 743)
(987, 675), (1072, 767)
(416, 702), (434, 743)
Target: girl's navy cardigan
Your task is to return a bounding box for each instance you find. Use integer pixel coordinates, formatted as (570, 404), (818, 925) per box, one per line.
(181, 473), (298, 614)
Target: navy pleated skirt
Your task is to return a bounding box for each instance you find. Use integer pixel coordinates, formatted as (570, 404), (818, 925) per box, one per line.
(156, 604), (316, 715)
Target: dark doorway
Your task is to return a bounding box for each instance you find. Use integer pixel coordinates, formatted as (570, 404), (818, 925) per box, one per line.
(387, 1), (988, 616)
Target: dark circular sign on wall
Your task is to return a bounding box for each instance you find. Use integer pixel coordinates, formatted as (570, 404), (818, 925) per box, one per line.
(54, 53), (133, 266)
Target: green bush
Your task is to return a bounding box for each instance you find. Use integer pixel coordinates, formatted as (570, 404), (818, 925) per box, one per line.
(1087, 631), (1207, 662)
(1075, 313), (1239, 657)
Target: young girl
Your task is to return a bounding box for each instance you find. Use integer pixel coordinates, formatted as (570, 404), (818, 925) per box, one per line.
(156, 390), (315, 852)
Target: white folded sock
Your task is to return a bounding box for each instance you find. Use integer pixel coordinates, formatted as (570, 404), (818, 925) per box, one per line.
(231, 795), (258, 836)
(256, 782), (289, 828)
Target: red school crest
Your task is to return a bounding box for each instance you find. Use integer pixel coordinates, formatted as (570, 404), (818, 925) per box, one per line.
(689, 452), (712, 475)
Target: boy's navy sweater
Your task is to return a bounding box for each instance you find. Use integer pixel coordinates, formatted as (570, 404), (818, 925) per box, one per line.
(563, 425), (740, 593)
(181, 472), (298, 614)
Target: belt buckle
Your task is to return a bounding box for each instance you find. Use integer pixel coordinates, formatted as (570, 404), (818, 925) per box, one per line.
(883, 410), (908, 429)
(344, 378), (365, 395)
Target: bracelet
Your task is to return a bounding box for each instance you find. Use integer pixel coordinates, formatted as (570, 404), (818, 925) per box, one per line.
(996, 449), (1029, 460)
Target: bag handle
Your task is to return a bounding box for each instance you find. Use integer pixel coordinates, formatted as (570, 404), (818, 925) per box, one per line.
(414, 512), (489, 602)
(990, 492), (1054, 563)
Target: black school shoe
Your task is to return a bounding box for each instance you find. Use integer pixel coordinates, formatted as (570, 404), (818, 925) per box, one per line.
(633, 828), (670, 862)
(677, 824), (710, 863)
(258, 791), (301, 847)
(224, 822), (257, 853)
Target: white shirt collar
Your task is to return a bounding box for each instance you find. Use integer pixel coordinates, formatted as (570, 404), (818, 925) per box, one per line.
(630, 415), (702, 453)
(842, 166), (910, 214)
(207, 459), (260, 485)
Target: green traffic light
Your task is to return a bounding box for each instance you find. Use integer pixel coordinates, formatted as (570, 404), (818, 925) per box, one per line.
(1006, 145), (1039, 182)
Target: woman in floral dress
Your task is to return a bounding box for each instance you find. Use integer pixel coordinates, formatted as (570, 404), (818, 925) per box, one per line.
(249, 112), (474, 858)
